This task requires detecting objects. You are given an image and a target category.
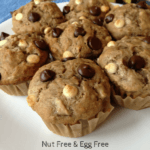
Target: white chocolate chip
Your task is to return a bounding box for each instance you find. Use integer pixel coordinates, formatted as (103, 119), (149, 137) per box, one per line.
(44, 27), (51, 34)
(34, 0), (41, 5)
(105, 63), (117, 74)
(63, 85), (78, 98)
(27, 54), (40, 64)
(75, 0), (82, 5)
(72, 22), (79, 26)
(79, 16), (87, 20)
(15, 13), (23, 21)
(101, 5), (109, 13)
(114, 19), (125, 28)
(18, 40), (27, 47)
(27, 95), (37, 107)
(55, 99), (69, 115)
(107, 41), (116, 47)
(63, 51), (74, 58)
(0, 40), (7, 47)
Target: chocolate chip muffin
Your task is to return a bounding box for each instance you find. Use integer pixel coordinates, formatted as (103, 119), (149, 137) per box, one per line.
(0, 33), (49, 96)
(27, 58), (114, 137)
(12, 0), (65, 34)
(63, 0), (110, 25)
(104, 1), (150, 40)
(45, 18), (111, 61)
(97, 36), (150, 110)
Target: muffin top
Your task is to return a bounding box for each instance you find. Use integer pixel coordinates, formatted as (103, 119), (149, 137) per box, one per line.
(97, 36), (150, 98)
(27, 58), (112, 124)
(0, 33), (49, 85)
(104, 2), (150, 40)
(12, 0), (65, 34)
(45, 18), (111, 60)
(63, 0), (110, 25)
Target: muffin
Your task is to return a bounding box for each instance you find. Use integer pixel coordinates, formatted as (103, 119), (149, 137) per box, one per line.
(45, 18), (112, 61)
(12, 0), (65, 34)
(0, 33), (49, 96)
(104, 1), (150, 40)
(63, 0), (110, 25)
(97, 36), (150, 110)
(27, 58), (114, 137)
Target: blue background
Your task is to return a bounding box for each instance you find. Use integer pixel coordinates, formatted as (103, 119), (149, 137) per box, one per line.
(0, 0), (149, 24)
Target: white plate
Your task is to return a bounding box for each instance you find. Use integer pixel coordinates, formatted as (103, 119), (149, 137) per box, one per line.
(0, 2), (150, 150)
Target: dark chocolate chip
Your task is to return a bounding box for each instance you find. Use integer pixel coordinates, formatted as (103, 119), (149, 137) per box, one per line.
(78, 64), (95, 78)
(89, 6), (101, 16)
(28, 12), (40, 22)
(62, 57), (75, 62)
(74, 27), (86, 37)
(116, 0), (126, 4)
(40, 70), (55, 82)
(0, 32), (9, 41)
(93, 18), (103, 26)
(34, 40), (48, 50)
(131, 0), (138, 3)
(137, 1), (147, 9)
(105, 14), (114, 24)
(88, 37), (102, 50)
(128, 55), (145, 70)
(143, 37), (150, 44)
(0, 73), (1, 80)
(52, 28), (63, 38)
(63, 6), (70, 15)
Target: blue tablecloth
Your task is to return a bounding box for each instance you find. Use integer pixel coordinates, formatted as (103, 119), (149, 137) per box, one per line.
(0, 0), (69, 24)
(0, 0), (150, 24)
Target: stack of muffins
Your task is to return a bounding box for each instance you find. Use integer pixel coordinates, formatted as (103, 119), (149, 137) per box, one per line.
(0, 0), (150, 137)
